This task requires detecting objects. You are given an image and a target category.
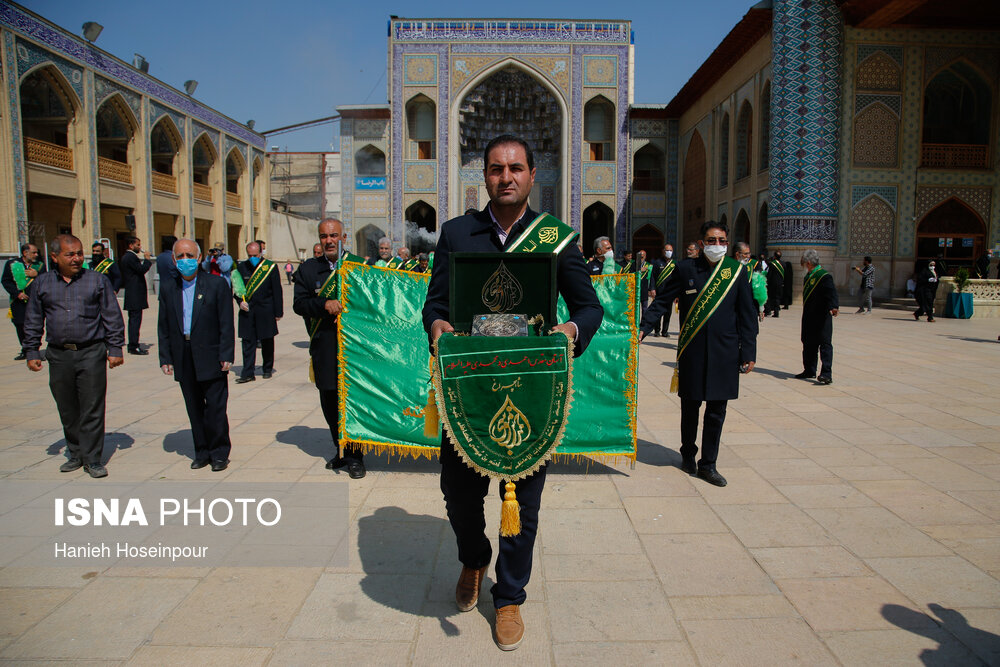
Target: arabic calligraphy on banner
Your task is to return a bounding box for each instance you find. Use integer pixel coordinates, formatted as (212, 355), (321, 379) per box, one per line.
(355, 177), (387, 190)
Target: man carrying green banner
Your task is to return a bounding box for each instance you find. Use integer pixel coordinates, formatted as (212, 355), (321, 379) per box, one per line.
(2, 242), (45, 360)
(423, 134), (603, 652)
(640, 220), (758, 488)
(293, 219), (367, 479)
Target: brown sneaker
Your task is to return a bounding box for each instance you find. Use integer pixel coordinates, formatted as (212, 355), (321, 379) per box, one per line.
(455, 564), (488, 612)
(494, 604), (524, 651)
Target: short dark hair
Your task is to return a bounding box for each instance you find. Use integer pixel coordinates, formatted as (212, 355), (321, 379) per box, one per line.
(20, 242), (32, 254)
(483, 134), (534, 171)
(127, 236), (140, 246)
(700, 220), (728, 238)
(863, 256), (872, 263)
(161, 235), (177, 253)
(92, 241), (103, 250)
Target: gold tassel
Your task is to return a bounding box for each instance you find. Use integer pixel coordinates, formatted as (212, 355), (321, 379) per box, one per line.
(669, 367), (679, 394)
(500, 481), (521, 537)
(423, 386), (439, 437)
(308, 358), (315, 384)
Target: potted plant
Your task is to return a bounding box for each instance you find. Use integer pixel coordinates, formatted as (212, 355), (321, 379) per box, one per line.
(946, 267), (974, 318)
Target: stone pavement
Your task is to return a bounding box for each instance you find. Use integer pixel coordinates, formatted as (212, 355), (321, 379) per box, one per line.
(1, 289), (999, 665)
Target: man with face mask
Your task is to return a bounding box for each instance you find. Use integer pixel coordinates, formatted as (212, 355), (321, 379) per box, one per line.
(588, 236), (619, 275)
(796, 249), (839, 384)
(914, 259), (939, 323)
(233, 242), (282, 383)
(640, 221), (758, 487)
(650, 244), (675, 337)
(119, 236), (152, 355)
(158, 239), (234, 471)
(84, 242), (122, 292)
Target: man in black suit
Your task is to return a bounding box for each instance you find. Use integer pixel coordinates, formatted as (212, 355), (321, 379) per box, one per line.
(158, 239), (234, 471)
(640, 220), (759, 488)
(796, 249), (839, 385)
(292, 219), (366, 479)
(587, 236), (618, 275)
(119, 236), (152, 355)
(423, 135), (603, 652)
(234, 241), (282, 383)
(781, 256), (794, 309)
(85, 241), (122, 292)
(764, 250), (784, 318)
(2, 242), (45, 359)
(650, 243), (675, 336)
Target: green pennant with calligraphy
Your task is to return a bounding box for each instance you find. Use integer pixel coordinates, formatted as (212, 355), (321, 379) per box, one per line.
(432, 332), (573, 482)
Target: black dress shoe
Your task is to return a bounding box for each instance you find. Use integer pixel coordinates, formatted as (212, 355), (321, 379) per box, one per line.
(262, 371), (272, 379)
(235, 376), (255, 384)
(697, 467), (727, 487)
(346, 458), (366, 479)
(680, 457), (697, 475)
(84, 462), (108, 478)
(817, 376), (832, 385)
(794, 371), (815, 380)
(128, 347), (148, 355)
(190, 459), (210, 469)
(14, 351), (26, 361)
(210, 460), (229, 472)
(326, 456), (347, 470)
(59, 458), (83, 472)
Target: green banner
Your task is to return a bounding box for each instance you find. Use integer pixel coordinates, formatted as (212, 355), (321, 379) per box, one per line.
(336, 263), (637, 462)
(435, 333), (572, 480)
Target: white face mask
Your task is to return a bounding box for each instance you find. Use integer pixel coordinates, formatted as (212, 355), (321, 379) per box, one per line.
(664, 251), (673, 259)
(604, 250), (614, 260)
(739, 257), (750, 265)
(703, 245), (728, 263)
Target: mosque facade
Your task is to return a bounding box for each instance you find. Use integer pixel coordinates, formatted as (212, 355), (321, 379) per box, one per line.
(339, 4), (998, 298)
(0, 1), (268, 260)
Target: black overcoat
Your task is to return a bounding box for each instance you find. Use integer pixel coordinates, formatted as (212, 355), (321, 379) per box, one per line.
(292, 256), (339, 392)
(641, 256), (758, 401)
(234, 260), (283, 340)
(119, 251), (151, 311)
(801, 270), (839, 343)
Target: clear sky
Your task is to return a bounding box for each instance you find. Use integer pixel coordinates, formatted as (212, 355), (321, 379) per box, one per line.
(24, 0), (758, 152)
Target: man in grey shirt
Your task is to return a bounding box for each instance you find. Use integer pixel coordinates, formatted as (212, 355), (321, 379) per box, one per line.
(853, 256), (875, 314)
(23, 234), (125, 478)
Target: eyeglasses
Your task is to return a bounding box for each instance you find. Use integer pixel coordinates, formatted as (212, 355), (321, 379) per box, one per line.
(703, 237), (727, 245)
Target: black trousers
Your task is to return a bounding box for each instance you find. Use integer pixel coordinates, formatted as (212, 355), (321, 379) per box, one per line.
(765, 289), (782, 316)
(657, 306), (672, 335)
(10, 299), (26, 347)
(440, 435), (545, 608)
(240, 336), (274, 379)
(680, 398), (728, 468)
(47, 343), (107, 465)
(127, 309), (143, 347)
(319, 389), (364, 461)
(802, 336), (833, 378)
(178, 342), (231, 463)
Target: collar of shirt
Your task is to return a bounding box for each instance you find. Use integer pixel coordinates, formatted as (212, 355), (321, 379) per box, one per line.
(487, 205), (528, 245)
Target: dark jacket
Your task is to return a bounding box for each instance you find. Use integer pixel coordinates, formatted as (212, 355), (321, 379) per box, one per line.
(641, 256), (759, 401)
(766, 258), (784, 294)
(234, 260), (283, 340)
(781, 261), (794, 305)
(421, 206), (604, 358)
(801, 268), (839, 343)
(916, 267), (940, 304)
(120, 250), (151, 311)
(292, 256), (339, 391)
(157, 271), (234, 383)
(86, 257), (122, 292)
(2, 258), (45, 324)
(156, 250), (178, 282)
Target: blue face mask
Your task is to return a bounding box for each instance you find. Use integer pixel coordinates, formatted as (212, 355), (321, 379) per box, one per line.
(249, 256), (261, 267)
(176, 258), (199, 278)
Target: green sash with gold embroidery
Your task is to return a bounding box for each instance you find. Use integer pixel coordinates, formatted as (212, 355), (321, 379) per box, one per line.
(802, 266), (829, 304)
(87, 258), (113, 276)
(670, 256), (743, 393)
(505, 213), (578, 255)
(655, 259), (675, 287)
(240, 259), (276, 302)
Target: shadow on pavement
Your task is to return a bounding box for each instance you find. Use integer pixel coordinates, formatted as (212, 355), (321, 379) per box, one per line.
(274, 425), (338, 461)
(636, 437), (684, 469)
(46, 432), (135, 462)
(357, 506), (469, 636)
(162, 429), (196, 460)
(752, 366), (798, 380)
(882, 603), (1000, 665)
(942, 335), (1000, 344)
